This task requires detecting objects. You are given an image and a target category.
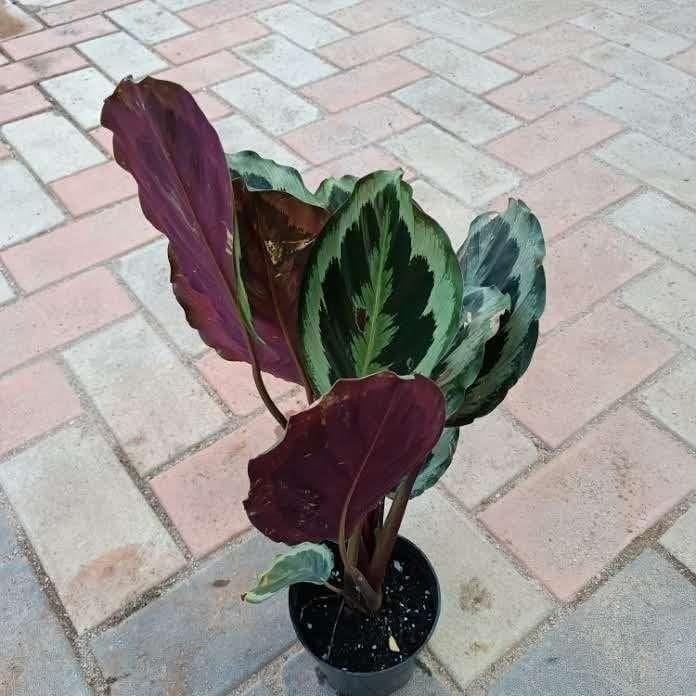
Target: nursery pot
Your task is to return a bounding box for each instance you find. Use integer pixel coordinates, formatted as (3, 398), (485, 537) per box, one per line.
(288, 536), (440, 696)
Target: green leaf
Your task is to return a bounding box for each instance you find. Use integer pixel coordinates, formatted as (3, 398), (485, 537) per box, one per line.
(314, 174), (358, 213)
(242, 543), (334, 604)
(447, 198), (545, 426)
(435, 286), (511, 417)
(299, 170), (463, 395)
(410, 427), (459, 498)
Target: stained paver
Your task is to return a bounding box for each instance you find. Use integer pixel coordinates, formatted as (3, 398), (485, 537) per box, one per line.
(480, 407), (696, 599)
(63, 314), (225, 473)
(90, 533), (295, 695)
(0, 425), (185, 632)
(402, 489), (554, 688)
(2, 1), (696, 693)
(488, 550), (696, 696)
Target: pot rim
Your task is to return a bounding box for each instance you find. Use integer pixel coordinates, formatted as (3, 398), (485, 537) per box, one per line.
(288, 534), (441, 679)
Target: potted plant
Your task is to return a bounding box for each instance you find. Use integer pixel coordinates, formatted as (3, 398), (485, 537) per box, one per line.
(102, 76), (546, 696)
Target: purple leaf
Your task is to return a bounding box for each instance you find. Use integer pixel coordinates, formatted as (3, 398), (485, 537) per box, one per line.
(244, 371), (445, 544)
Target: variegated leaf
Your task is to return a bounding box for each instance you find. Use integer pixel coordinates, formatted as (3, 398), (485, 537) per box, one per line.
(242, 542), (334, 604)
(410, 427), (460, 498)
(314, 174), (358, 213)
(447, 198), (545, 426)
(299, 170), (463, 396)
(434, 286), (510, 417)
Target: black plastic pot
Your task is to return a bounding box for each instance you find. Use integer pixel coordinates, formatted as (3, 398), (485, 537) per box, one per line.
(288, 536), (440, 696)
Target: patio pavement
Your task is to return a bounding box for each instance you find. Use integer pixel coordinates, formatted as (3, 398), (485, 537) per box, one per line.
(2, 0), (696, 693)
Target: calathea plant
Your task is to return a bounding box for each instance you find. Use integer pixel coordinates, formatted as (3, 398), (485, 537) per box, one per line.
(102, 76), (545, 688)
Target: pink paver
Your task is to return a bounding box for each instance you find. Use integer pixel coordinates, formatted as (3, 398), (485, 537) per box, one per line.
(301, 55), (428, 113)
(155, 17), (268, 64)
(0, 359), (82, 457)
(0, 268), (133, 374)
(2, 199), (158, 291)
(493, 155), (639, 241)
(0, 48), (88, 91)
(506, 300), (677, 448)
(0, 85), (49, 124)
(154, 51), (249, 92)
(179, 0), (281, 29)
(195, 353), (294, 417)
(541, 220), (657, 333)
(330, 0), (415, 32)
(670, 46), (696, 75)
(88, 126), (113, 155)
(486, 105), (625, 175)
(480, 407), (696, 600)
(193, 90), (232, 120)
(50, 161), (137, 216)
(486, 58), (612, 121)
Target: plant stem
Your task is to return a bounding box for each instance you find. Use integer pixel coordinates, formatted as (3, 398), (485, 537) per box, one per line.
(243, 328), (287, 429)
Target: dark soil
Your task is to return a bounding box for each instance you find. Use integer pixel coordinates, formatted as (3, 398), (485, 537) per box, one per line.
(290, 542), (438, 672)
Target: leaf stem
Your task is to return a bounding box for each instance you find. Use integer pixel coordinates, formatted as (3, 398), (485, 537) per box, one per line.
(243, 328), (287, 429)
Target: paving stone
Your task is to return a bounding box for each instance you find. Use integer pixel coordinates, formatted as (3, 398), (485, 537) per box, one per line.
(606, 191), (696, 272)
(385, 123), (519, 206)
(0, 557), (91, 695)
(401, 489), (553, 688)
(661, 503), (696, 573)
(0, 0), (41, 38)
(439, 0), (516, 16)
(593, 0), (681, 20)
(180, 0), (286, 27)
(572, 8), (690, 59)
(595, 132), (696, 209)
(302, 56), (427, 113)
(481, 408), (696, 600)
(395, 76), (520, 146)
(654, 4), (696, 41)
(410, 179), (473, 250)
(486, 105), (623, 175)
(283, 97), (420, 165)
(0, 359), (81, 457)
(486, 58), (612, 121)
(0, 16), (116, 60)
(582, 42), (696, 103)
(244, 682), (271, 696)
(195, 353), (293, 416)
(488, 550), (696, 695)
(670, 45), (696, 75)
(216, 114), (308, 170)
(108, 1), (191, 43)
(257, 3), (348, 49)
(302, 145), (408, 191)
(214, 71), (319, 135)
(0, 272), (13, 304)
(497, 154), (638, 241)
(541, 220), (656, 333)
(193, 90), (231, 120)
(282, 650), (453, 695)
(0, 499), (17, 557)
(330, 0), (427, 32)
(50, 160), (137, 216)
(1, 268), (133, 375)
(488, 0), (591, 32)
(641, 355), (696, 450)
(38, 0), (139, 25)
(154, 17), (268, 64)
(0, 425), (186, 632)
(40, 66), (114, 129)
(586, 81), (696, 160)
(486, 22), (602, 74)
(0, 85), (49, 124)
(155, 51), (249, 91)
(317, 21), (428, 69)
(506, 301), (677, 448)
(79, 31), (167, 80)
(621, 264), (696, 350)
(2, 198), (154, 291)
(151, 412), (279, 557)
(236, 34), (336, 87)
(64, 314), (226, 473)
(0, 47), (88, 92)
(407, 7), (512, 51)
(442, 411), (538, 508)
(90, 533), (295, 695)
(2, 111), (105, 182)
(403, 38), (517, 94)
(0, 159), (64, 248)
(295, 0), (362, 12)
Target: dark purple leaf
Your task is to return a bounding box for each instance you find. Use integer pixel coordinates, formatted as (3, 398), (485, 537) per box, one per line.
(244, 371), (445, 544)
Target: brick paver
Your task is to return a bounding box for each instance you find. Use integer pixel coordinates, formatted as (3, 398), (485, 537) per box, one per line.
(2, 1), (696, 693)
